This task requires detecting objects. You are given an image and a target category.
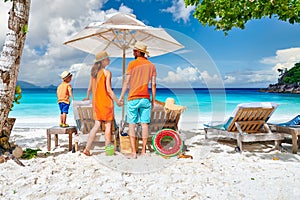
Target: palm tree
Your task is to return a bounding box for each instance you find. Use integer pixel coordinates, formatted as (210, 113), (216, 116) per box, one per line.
(0, 0), (31, 135)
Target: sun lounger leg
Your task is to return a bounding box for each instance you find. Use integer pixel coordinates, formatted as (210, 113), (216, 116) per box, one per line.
(47, 130), (51, 151)
(204, 128), (208, 140)
(292, 133), (298, 154)
(113, 135), (116, 151)
(113, 129), (120, 152)
(75, 141), (78, 152)
(234, 122), (243, 152)
(68, 133), (72, 151)
(298, 135), (300, 152)
(236, 134), (242, 152)
(274, 140), (281, 151)
(147, 143), (152, 152)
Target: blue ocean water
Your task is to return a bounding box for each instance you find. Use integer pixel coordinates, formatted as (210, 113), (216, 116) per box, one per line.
(9, 88), (300, 130)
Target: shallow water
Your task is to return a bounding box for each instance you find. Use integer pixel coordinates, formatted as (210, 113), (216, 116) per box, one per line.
(9, 88), (300, 130)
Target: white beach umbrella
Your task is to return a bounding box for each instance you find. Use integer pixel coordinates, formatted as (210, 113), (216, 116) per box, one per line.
(64, 12), (183, 75)
(64, 12), (184, 118)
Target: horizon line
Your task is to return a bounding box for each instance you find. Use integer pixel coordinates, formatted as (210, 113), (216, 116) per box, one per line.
(21, 87), (263, 90)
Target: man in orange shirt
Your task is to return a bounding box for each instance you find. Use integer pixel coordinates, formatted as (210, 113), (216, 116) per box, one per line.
(120, 41), (156, 159)
(57, 71), (74, 128)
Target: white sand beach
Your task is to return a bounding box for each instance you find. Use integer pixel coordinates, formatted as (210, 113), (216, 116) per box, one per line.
(0, 127), (300, 199)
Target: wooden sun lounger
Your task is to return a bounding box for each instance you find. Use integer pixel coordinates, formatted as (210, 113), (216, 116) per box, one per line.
(269, 124), (300, 154)
(149, 106), (182, 132)
(74, 106), (119, 152)
(204, 105), (285, 152)
(119, 101), (184, 153)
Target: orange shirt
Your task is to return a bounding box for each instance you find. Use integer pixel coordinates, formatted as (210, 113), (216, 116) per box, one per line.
(57, 81), (72, 104)
(92, 69), (114, 121)
(126, 57), (156, 101)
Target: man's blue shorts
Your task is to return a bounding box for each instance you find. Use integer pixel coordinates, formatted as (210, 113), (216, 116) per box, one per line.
(58, 102), (70, 114)
(127, 98), (151, 124)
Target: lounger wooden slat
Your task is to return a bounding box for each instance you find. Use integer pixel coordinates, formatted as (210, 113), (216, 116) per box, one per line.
(74, 106), (118, 152)
(204, 103), (285, 152)
(119, 101), (185, 152)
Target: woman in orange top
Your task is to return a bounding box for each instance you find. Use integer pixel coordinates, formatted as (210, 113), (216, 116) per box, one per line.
(83, 51), (121, 156)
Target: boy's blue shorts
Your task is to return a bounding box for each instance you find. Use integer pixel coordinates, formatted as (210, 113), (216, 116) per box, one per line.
(127, 98), (151, 124)
(59, 102), (70, 114)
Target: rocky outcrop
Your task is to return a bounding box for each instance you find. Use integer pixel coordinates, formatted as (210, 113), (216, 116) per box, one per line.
(260, 83), (300, 94)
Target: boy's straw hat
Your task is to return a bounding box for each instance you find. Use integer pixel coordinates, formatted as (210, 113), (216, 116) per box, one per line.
(130, 41), (149, 56)
(60, 71), (72, 80)
(164, 98), (187, 112)
(94, 51), (109, 62)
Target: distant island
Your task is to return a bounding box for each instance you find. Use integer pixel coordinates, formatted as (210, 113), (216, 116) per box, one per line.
(260, 62), (300, 94)
(16, 81), (56, 89)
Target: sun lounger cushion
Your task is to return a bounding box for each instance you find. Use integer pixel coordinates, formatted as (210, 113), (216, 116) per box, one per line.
(204, 117), (232, 130)
(275, 115), (300, 127)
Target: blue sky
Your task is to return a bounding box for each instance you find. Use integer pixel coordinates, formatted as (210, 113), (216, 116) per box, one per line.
(1, 0), (300, 88)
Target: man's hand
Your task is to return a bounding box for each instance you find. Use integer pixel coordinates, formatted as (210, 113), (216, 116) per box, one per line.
(116, 99), (123, 107)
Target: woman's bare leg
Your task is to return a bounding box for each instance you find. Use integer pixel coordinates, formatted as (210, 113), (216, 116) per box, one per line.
(104, 121), (112, 146)
(84, 120), (101, 154)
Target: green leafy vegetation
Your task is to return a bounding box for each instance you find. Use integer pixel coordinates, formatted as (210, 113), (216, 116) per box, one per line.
(281, 62), (300, 84)
(11, 85), (22, 110)
(185, 0), (300, 34)
(21, 25), (28, 34)
(21, 148), (41, 159)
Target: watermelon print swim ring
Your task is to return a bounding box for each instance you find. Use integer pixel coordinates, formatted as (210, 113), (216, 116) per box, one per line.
(152, 129), (183, 157)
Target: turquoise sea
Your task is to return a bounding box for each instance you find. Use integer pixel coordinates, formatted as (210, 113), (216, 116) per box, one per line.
(9, 88), (300, 130)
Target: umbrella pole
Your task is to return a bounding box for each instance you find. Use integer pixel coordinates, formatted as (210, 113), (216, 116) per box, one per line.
(122, 48), (125, 121)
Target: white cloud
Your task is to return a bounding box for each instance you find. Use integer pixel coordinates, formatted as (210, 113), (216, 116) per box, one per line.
(0, 1), (12, 44)
(70, 63), (90, 74)
(158, 66), (224, 87)
(200, 71), (222, 86)
(161, 0), (195, 23)
(261, 47), (300, 73)
(221, 70), (278, 87)
(118, 3), (133, 14)
(220, 47), (300, 87)
(223, 75), (236, 84)
(160, 66), (201, 83)
(1, 0), (133, 87)
(0, 1), (200, 88)
(71, 63), (91, 88)
(246, 71), (277, 83)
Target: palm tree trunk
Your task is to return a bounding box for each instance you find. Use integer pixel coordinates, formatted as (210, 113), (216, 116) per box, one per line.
(0, 0), (31, 136)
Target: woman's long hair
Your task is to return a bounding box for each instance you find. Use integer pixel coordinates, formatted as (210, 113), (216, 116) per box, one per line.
(91, 61), (102, 78)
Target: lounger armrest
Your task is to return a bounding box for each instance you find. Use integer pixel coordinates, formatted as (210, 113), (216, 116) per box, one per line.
(262, 123), (272, 133)
(235, 122), (244, 135)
